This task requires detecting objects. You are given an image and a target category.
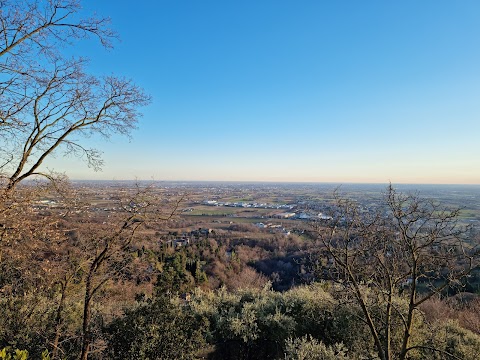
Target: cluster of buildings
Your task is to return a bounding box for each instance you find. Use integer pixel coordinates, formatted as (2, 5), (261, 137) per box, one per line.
(254, 222), (291, 236)
(203, 200), (295, 210)
(163, 228), (214, 249)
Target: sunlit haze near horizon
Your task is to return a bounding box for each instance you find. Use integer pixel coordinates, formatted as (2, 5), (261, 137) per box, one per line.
(43, 1), (480, 184)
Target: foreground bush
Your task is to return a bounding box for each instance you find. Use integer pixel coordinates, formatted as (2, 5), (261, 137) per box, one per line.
(284, 336), (349, 360)
(189, 283), (362, 359)
(104, 296), (207, 360)
(409, 320), (480, 360)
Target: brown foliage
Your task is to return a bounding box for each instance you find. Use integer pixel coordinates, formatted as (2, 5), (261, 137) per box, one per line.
(420, 296), (480, 335)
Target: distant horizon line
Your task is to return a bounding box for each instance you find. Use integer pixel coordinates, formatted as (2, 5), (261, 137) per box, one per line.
(66, 179), (480, 186)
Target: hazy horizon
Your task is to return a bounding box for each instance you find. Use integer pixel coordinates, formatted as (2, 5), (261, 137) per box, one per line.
(67, 179), (480, 187)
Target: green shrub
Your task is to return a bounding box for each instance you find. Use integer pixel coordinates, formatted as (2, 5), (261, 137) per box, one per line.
(104, 296), (207, 360)
(284, 336), (349, 360)
(0, 348), (50, 360)
(412, 319), (480, 360)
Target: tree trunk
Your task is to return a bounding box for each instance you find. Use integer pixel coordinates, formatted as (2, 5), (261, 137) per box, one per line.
(52, 281), (67, 359)
(399, 259), (417, 360)
(349, 270), (386, 360)
(80, 273), (93, 360)
(385, 290), (393, 360)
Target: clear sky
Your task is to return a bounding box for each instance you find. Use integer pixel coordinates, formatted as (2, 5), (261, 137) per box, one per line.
(44, 0), (480, 184)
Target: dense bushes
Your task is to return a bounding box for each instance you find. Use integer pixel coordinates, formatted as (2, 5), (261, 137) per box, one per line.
(189, 284), (371, 359)
(104, 296), (207, 359)
(1, 282), (480, 359)
(412, 320), (480, 360)
(186, 284), (480, 359)
(102, 283), (355, 360)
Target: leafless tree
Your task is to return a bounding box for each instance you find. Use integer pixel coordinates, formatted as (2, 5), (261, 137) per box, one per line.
(1, 58), (150, 194)
(0, 0), (150, 198)
(0, 2), (152, 358)
(314, 185), (479, 360)
(1, 0), (113, 137)
(75, 184), (182, 360)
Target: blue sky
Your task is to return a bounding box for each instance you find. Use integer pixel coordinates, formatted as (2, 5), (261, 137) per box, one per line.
(46, 0), (480, 184)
